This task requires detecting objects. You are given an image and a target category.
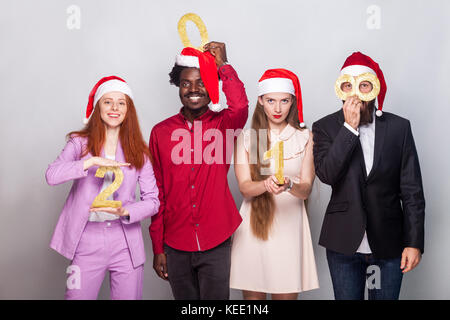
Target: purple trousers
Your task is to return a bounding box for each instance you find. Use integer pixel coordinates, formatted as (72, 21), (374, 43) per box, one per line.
(65, 219), (143, 300)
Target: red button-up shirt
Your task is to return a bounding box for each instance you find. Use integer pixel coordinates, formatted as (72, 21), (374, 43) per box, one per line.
(149, 64), (249, 254)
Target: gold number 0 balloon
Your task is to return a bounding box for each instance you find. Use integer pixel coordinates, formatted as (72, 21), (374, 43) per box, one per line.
(335, 72), (380, 102)
(178, 13), (209, 51)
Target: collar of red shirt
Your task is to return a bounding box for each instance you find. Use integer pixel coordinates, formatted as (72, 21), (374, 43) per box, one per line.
(178, 106), (217, 123)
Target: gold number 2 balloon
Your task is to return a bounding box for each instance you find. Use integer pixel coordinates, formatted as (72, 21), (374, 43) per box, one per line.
(264, 141), (285, 185)
(178, 13), (209, 51)
(91, 167), (124, 208)
(335, 72), (381, 102)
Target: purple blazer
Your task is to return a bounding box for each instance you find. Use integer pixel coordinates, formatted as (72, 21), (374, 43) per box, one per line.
(46, 136), (159, 268)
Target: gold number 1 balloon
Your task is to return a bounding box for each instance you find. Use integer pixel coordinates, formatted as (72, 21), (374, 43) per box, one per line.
(91, 167), (124, 208)
(264, 141), (285, 185)
(178, 13), (209, 51)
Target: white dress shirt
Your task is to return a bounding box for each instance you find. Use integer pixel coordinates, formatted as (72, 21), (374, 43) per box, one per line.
(343, 115), (376, 254)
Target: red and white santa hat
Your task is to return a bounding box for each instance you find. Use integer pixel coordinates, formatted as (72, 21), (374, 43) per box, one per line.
(84, 75), (133, 124)
(175, 47), (223, 112)
(257, 68), (305, 128)
(340, 52), (386, 117)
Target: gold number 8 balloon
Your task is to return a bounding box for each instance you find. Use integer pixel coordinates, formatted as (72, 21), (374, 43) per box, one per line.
(335, 72), (380, 102)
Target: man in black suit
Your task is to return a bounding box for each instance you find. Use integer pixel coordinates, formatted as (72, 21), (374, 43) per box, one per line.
(312, 52), (425, 300)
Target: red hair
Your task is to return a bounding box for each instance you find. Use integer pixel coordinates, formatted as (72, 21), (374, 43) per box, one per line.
(68, 95), (151, 169)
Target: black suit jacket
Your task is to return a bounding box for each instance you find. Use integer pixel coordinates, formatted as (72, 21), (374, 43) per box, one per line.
(312, 109), (425, 259)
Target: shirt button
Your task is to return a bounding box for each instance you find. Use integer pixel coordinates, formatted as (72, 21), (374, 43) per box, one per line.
(107, 222), (111, 226)
(191, 185), (195, 189)
(195, 224), (199, 227)
(193, 204), (196, 208)
(191, 167), (194, 171)
(191, 149), (194, 152)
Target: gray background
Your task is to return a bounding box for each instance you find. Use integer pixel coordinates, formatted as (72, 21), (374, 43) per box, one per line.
(1, 0), (449, 299)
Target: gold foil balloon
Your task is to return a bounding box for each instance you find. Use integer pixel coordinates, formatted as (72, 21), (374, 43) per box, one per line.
(178, 13), (209, 51)
(264, 141), (285, 185)
(355, 73), (381, 101)
(335, 72), (380, 102)
(335, 74), (355, 101)
(91, 167), (124, 208)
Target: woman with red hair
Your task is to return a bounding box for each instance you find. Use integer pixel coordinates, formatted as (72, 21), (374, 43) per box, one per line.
(46, 76), (159, 299)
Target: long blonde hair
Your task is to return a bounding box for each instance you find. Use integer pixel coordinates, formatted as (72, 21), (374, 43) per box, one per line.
(249, 96), (301, 240)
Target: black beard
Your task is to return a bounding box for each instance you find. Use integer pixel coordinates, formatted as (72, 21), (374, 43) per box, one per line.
(359, 100), (376, 126)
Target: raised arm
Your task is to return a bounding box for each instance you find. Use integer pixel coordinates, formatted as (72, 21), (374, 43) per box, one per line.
(312, 121), (359, 186)
(204, 41), (249, 130)
(313, 98), (364, 186)
(219, 64), (249, 130)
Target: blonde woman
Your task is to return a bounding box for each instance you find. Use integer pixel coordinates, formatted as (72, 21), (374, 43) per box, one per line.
(230, 69), (319, 300)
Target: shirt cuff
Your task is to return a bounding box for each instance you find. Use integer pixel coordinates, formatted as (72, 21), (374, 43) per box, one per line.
(344, 122), (359, 136)
(152, 242), (164, 255)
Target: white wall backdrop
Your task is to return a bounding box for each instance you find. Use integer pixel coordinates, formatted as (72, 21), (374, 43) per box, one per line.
(1, 0), (449, 299)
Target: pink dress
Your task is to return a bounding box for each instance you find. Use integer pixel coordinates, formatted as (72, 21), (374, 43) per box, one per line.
(230, 124), (319, 293)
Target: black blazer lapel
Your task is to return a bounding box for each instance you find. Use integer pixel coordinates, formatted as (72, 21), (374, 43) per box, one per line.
(336, 109), (367, 177)
(367, 114), (387, 182)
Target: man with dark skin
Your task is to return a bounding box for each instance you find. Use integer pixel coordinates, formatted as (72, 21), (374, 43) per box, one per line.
(178, 42), (227, 122)
(149, 41), (248, 299)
